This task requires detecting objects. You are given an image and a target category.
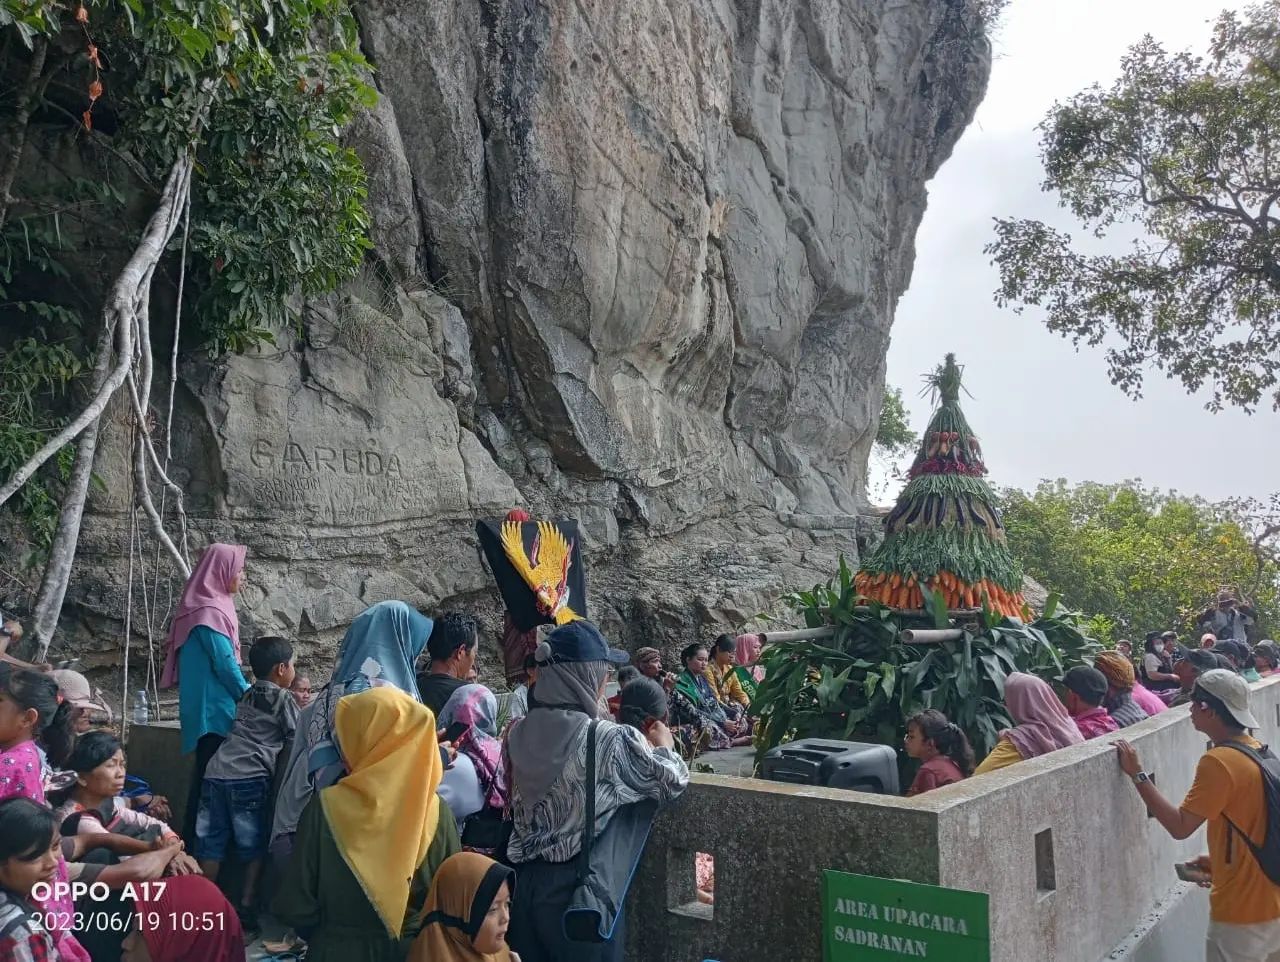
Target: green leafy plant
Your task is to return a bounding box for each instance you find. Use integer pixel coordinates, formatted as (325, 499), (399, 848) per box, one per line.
(1001, 480), (1280, 638)
(753, 557), (1101, 773)
(1, 0), (376, 547)
(986, 2), (1280, 412)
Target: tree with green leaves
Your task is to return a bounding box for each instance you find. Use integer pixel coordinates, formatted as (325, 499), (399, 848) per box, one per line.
(986, 2), (1280, 412)
(1000, 480), (1280, 640)
(0, 0), (373, 654)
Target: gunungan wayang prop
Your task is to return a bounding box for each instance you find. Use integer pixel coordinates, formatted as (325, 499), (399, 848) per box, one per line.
(855, 354), (1026, 618)
(476, 516), (587, 630)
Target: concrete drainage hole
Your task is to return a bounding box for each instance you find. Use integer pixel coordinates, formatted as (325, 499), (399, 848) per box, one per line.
(667, 851), (715, 920)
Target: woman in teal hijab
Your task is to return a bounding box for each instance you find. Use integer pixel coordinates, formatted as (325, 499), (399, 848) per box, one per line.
(271, 601), (433, 857)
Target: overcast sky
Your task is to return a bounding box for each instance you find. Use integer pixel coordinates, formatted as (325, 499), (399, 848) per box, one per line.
(883, 0), (1275, 505)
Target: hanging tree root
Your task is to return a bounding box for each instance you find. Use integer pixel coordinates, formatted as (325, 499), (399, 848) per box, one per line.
(3, 157), (194, 660)
(0, 156), (194, 511)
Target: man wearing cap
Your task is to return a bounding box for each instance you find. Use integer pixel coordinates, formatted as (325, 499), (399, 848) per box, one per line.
(1215, 640), (1264, 684)
(1170, 650), (1224, 707)
(1200, 591), (1257, 645)
(507, 621), (688, 961)
(1118, 670), (1280, 961)
(1095, 651), (1153, 728)
(1062, 666), (1118, 740)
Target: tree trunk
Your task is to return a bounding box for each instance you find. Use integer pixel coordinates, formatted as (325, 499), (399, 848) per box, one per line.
(30, 319), (115, 659)
(0, 37), (48, 231)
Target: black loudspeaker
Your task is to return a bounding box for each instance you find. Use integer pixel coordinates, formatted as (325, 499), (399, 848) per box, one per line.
(761, 738), (900, 794)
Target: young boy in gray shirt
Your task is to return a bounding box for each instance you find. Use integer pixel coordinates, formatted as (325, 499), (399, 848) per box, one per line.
(195, 635), (297, 933)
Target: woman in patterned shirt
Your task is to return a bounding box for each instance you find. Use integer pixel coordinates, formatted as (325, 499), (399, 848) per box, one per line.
(506, 622), (689, 962)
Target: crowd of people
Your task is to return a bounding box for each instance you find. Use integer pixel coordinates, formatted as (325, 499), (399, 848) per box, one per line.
(4, 550), (1279, 962)
(0, 543), (706, 961)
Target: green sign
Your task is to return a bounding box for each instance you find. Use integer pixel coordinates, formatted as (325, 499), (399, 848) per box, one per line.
(823, 871), (990, 961)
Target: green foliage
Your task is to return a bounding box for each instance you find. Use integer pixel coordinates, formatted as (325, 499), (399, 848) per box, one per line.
(753, 558), (1101, 770)
(986, 2), (1280, 412)
(0, 0), (376, 539)
(1001, 480), (1280, 638)
(0, 0), (62, 46)
(0, 334), (84, 548)
(875, 386), (918, 459)
(98, 0), (375, 351)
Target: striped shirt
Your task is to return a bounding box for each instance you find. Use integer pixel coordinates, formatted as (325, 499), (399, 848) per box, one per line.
(507, 719), (688, 864)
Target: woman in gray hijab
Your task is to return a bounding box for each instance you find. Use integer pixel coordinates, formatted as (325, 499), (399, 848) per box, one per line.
(506, 621), (689, 962)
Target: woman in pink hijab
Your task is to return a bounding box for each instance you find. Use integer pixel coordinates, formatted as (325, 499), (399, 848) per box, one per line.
(973, 672), (1083, 775)
(733, 633), (766, 701)
(161, 543), (250, 840)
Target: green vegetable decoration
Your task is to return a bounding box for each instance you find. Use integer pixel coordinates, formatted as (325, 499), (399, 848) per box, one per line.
(855, 354), (1026, 618)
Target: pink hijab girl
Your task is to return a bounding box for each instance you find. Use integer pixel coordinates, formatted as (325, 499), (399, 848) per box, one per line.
(161, 543), (246, 689)
(735, 633), (765, 683)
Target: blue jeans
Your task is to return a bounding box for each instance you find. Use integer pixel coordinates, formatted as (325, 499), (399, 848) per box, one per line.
(195, 776), (270, 861)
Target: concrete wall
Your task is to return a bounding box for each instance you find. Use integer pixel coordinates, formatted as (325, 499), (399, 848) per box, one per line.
(124, 721), (193, 833)
(128, 681), (1280, 962)
(627, 677), (1280, 962)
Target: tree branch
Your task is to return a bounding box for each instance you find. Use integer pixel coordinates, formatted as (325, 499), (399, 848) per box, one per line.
(0, 156), (193, 510)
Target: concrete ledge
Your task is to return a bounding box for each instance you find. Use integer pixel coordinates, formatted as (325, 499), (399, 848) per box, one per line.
(1105, 881), (1208, 962)
(626, 678), (1280, 962)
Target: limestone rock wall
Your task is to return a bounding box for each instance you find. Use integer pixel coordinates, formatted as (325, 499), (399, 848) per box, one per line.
(61, 0), (990, 677)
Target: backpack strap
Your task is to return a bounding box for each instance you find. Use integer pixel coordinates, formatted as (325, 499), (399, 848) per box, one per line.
(577, 720), (600, 884)
(1214, 741), (1278, 867)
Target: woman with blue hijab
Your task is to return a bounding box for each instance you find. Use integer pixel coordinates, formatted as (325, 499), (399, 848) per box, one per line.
(270, 600), (432, 861)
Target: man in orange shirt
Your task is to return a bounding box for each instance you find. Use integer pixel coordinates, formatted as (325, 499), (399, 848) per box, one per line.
(1117, 670), (1280, 961)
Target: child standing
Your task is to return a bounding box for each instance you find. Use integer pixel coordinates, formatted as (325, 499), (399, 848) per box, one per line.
(195, 636), (298, 933)
(0, 666), (89, 960)
(903, 709), (974, 797)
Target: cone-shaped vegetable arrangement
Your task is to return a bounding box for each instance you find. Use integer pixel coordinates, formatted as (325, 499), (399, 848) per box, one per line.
(855, 354), (1026, 618)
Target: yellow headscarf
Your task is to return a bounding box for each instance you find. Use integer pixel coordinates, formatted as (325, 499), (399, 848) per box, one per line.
(321, 686), (444, 938)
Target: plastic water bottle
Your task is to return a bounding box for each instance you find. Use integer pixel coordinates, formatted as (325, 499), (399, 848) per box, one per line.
(132, 690), (149, 725)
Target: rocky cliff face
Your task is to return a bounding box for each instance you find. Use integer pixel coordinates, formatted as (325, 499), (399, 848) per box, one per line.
(67, 0), (990, 674)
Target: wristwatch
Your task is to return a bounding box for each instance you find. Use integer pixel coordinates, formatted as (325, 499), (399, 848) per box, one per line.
(1132, 771), (1152, 785)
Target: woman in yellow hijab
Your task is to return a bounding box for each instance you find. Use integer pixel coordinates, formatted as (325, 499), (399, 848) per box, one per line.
(273, 686), (460, 962)
(408, 852), (517, 962)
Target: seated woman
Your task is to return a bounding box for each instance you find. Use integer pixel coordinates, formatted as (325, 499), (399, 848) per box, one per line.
(705, 635), (752, 715)
(122, 875), (243, 962)
(973, 673), (1083, 775)
(273, 686), (460, 962)
(1255, 641), (1280, 678)
(734, 633), (765, 696)
(670, 643), (750, 753)
(51, 732), (191, 862)
(49, 671), (172, 821)
(407, 852), (517, 962)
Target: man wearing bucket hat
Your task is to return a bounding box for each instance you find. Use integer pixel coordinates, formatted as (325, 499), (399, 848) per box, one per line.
(1117, 670), (1280, 960)
(1200, 590), (1257, 645)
